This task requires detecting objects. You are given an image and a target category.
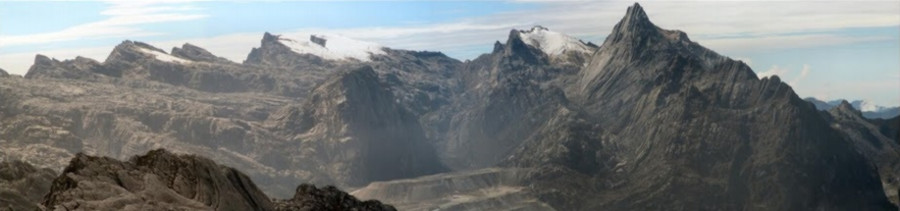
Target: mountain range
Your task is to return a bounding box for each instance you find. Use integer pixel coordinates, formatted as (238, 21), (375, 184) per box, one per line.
(805, 97), (899, 119)
(0, 3), (898, 210)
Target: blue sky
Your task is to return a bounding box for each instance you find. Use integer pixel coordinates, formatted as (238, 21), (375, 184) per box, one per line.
(0, 1), (898, 107)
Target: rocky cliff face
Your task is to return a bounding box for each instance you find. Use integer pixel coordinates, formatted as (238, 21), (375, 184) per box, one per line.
(550, 4), (893, 209)
(267, 66), (446, 186)
(437, 26), (594, 170)
(0, 160), (56, 211)
(824, 101), (900, 205)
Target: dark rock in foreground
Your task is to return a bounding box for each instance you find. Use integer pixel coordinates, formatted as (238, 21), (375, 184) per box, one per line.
(274, 184), (396, 211)
(40, 149), (393, 211)
(0, 160), (56, 211)
(43, 149), (274, 210)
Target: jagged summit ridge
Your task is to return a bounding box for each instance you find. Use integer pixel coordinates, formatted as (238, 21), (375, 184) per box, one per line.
(171, 43), (232, 63)
(106, 40), (194, 64)
(609, 3), (655, 40)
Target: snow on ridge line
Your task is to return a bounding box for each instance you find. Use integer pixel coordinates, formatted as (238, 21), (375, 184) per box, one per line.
(136, 47), (192, 64)
(517, 26), (593, 56)
(276, 33), (385, 62)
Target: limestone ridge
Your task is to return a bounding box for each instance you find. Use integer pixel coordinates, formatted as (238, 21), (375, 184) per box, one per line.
(269, 66), (447, 186)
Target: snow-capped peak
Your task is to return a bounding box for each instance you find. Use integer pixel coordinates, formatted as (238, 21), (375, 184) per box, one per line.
(517, 26), (594, 56)
(276, 33), (385, 62)
(136, 47), (192, 64)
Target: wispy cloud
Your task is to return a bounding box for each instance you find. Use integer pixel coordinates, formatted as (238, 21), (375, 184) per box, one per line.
(790, 64), (811, 85)
(0, 0), (205, 48)
(699, 34), (892, 54)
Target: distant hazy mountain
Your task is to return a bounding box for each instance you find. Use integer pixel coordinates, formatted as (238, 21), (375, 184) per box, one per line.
(805, 97), (899, 119)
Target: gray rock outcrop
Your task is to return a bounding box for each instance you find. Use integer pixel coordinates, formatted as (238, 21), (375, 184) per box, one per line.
(267, 66), (446, 186)
(274, 184), (396, 211)
(0, 160), (56, 211)
(43, 149), (274, 210)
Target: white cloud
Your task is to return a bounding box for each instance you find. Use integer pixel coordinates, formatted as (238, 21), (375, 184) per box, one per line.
(790, 64), (811, 85)
(0, 0), (206, 48)
(698, 34), (892, 54)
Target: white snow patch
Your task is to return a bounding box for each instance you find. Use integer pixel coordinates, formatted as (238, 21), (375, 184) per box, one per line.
(136, 47), (192, 64)
(517, 26), (593, 56)
(859, 100), (881, 112)
(277, 33), (385, 62)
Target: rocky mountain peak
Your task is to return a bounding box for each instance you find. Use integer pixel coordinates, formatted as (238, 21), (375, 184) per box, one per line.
(619, 3), (652, 32)
(24, 54), (105, 79)
(32, 54), (56, 66)
(271, 65), (446, 185)
(604, 3), (664, 46)
(834, 100), (865, 117)
(262, 32), (280, 44)
(171, 43), (231, 63)
(491, 29), (548, 64)
(0, 67), (7, 77)
(515, 25), (596, 57)
(106, 40), (192, 64)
